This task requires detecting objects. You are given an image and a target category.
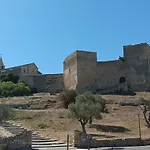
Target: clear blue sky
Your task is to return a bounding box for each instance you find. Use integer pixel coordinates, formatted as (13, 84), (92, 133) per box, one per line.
(0, 0), (150, 73)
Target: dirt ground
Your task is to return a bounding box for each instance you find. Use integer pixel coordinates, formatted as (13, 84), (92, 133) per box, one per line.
(1, 92), (150, 144)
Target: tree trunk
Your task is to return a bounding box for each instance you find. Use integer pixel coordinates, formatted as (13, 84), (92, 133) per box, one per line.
(143, 108), (150, 128)
(81, 122), (86, 133)
(89, 116), (92, 125)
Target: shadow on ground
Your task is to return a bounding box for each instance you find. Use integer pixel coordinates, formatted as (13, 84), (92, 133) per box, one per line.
(90, 133), (116, 139)
(89, 124), (130, 133)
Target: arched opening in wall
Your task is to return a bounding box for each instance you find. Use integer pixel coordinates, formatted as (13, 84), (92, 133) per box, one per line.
(119, 77), (126, 83)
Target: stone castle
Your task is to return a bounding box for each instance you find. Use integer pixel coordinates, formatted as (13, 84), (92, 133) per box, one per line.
(1, 42), (150, 94)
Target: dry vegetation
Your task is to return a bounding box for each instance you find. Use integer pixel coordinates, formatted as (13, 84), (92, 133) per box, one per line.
(1, 92), (150, 144)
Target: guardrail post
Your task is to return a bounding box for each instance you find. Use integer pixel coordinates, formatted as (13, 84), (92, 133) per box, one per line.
(88, 134), (90, 150)
(67, 134), (69, 150)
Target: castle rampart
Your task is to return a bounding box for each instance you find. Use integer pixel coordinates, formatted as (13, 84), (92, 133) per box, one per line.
(1, 42), (150, 94)
(63, 43), (150, 93)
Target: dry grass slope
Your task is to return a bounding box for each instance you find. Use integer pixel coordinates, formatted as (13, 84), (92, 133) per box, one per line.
(0, 92), (150, 144)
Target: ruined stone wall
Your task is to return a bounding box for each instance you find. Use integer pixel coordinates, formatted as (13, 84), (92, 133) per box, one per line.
(0, 130), (32, 150)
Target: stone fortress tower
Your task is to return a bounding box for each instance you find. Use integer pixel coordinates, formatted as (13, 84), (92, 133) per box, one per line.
(63, 43), (150, 94)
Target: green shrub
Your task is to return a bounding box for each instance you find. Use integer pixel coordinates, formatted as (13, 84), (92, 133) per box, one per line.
(58, 90), (77, 108)
(38, 123), (49, 129)
(0, 81), (32, 97)
(0, 73), (19, 84)
(0, 104), (15, 122)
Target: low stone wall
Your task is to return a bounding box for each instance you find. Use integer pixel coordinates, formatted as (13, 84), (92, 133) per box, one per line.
(0, 129), (32, 150)
(74, 130), (150, 148)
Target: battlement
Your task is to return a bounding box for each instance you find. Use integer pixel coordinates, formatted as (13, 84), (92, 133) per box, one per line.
(123, 42), (149, 48)
(97, 60), (121, 68)
(76, 50), (97, 63)
(64, 50), (97, 63)
(97, 59), (121, 65)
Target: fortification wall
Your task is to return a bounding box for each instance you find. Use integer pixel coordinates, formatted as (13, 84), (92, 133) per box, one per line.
(76, 51), (97, 92)
(63, 51), (78, 90)
(20, 75), (35, 88)
(96, 60), (124, 91)
(20, 74), (64, 93)
(123, 43), (150, 73)
(33, 74), (64, 93)
(0, 130), (31, 150)
(124, 43), (150, 59)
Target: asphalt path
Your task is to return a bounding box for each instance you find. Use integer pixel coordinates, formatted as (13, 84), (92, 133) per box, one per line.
(32, 145), (150, 150)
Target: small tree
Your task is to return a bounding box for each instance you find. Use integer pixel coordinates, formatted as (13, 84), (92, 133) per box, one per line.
(139, 98), (150, 128)
(88, 95), (108, 125)
(68, 92), (103, 133)
(0, 104), (15, 122)
(58, 90), (77, 108)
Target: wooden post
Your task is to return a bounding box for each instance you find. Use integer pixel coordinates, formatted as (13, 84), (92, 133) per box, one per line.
(67, 134), (69, 150)
(138, 113), (142, 141)
(88, 134), (90, 150)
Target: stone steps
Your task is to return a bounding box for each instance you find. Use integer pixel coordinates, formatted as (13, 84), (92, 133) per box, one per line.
(1, 122), (25, 135)
(1, 122), (72, 149)
(32, 132), (72, 149)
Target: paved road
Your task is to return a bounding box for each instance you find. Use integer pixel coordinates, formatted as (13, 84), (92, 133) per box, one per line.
(33, 145), (150, 150)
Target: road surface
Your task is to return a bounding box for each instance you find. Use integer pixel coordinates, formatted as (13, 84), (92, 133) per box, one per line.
(32, 145), (150, 150)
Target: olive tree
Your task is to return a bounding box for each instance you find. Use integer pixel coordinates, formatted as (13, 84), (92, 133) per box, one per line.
(68, 92), (103, 133)
(139, 98), (150, 128)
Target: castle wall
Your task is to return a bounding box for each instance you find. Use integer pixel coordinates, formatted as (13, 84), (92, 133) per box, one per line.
(63, 52), (78, 90)
(124, 43), (150, 73)
(20, 74), (64, 93)
(20, 75), (35, 88)
(2, 42), (150, 94)
(63, 44), (150, 94)
(76, 51), (97, 92)
(96, 60), (124, 92)
(34, 74), (64, 93)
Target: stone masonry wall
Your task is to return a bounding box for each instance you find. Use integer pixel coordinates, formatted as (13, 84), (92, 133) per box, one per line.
(63, 43), (150, 93)
(63, 51), (78, 90)
(74, 130), (150, 148)
(96, 60), (123, 91)
(76, 51), (97, 92)
(0, 130), (32, 150)
(21, 74), (64, 93)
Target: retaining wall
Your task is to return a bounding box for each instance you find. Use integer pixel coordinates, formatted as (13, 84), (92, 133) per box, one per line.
(74, 130), (150, 148)
(0, 129), (32, 150)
